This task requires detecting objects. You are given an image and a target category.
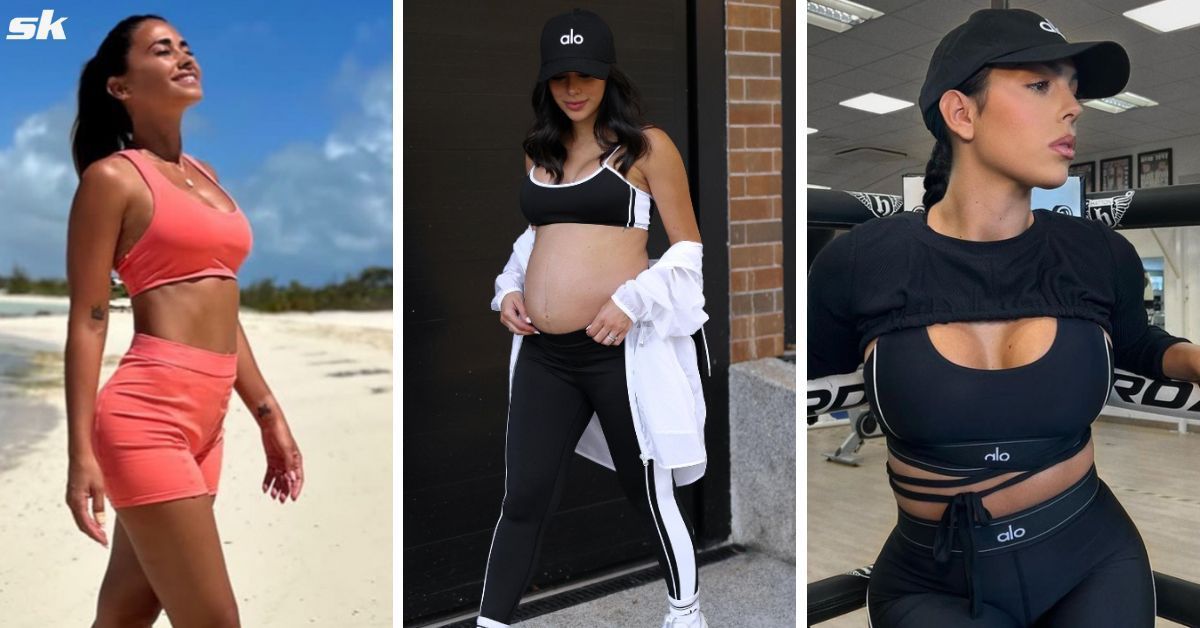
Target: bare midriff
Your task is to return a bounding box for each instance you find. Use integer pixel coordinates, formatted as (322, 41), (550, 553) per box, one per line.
(865, 317), (1106, 521)
(130, 279), (241, 354)
(524, 223), (649, 334)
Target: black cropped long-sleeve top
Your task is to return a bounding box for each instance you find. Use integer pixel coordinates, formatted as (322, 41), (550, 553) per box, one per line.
(807, 208), (1189, 381)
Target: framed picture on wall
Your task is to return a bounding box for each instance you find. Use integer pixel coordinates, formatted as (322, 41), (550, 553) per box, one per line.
(1138, 148), (1173, 188)
(1069, 162), (1095, 194)
(1100, 155), (1133, 191)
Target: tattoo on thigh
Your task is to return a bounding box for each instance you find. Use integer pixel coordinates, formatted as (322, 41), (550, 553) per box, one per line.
(90, 305), (106, 321)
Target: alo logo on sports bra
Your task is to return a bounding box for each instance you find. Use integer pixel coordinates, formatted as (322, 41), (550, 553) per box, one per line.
(520, 151), (656, 230)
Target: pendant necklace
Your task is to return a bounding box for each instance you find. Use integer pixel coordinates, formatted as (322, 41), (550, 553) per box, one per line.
(175, 161), (195, 188)
(142, 149), (194, 187)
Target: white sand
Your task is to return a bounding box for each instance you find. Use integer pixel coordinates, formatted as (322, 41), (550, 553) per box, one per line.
(0, 309), (393, 626)
(0, 293), (71, 303)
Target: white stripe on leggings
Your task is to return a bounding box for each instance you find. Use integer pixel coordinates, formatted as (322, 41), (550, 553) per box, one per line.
(648, 461), (698, 600)
(645, 461), (678, 597)
(478, 389), (515, 617)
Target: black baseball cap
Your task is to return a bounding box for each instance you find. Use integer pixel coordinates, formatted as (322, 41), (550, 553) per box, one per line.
(537, 9), (616, 83)
(919, 8), (1129, 134)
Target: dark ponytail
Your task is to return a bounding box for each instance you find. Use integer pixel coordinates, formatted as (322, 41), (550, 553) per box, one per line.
(71, 14), (164, 176)
(921, 137), (952, 210)
(921, 65), (995, 209)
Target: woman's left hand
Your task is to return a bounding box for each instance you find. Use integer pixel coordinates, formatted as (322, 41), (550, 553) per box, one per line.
(259, 413), (304, 503)
(586, 299), (633, 346)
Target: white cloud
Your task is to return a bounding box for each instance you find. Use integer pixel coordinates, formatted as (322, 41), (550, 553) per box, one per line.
(0, 103), (77, 279)
(231, 60), (393, 284)
(0, 61), (393, 286)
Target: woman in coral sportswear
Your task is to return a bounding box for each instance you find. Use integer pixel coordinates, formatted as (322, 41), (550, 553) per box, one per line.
(64, 14), (303, 627)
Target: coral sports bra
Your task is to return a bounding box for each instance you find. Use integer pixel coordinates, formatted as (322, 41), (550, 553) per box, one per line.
(520, 149), (656, 230)
(113, 149), (253, 297)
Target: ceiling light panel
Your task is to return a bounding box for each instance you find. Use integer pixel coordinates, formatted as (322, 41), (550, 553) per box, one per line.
(1124, 0), (1200, 33)
(1082, 91), (1159, 114)
(808, 0), (884, 33)
(839, 93), (913, 114)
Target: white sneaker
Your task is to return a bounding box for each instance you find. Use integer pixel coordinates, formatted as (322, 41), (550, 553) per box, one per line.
(661, 610), (707, 628)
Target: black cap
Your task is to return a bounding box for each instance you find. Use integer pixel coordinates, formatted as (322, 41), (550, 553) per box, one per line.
(538, 9), (616, 83)
(919, 8), (1129, 134)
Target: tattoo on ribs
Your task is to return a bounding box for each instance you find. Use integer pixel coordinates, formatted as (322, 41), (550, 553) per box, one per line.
(90, 306), (106, 321)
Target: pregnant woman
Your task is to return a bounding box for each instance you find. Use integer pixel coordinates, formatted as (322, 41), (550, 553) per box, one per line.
(478, 9), (709, 628)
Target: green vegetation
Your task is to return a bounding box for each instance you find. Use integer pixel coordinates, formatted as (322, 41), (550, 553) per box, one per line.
(0, 265), (70, 295)
(240, 266), (392, 312)
(0, 264), (392, 312)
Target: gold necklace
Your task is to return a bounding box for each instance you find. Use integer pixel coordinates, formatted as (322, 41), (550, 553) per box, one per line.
(141, 149), (194, 187)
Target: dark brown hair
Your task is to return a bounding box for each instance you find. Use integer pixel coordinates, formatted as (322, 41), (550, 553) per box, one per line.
(71, 14), (165, 176)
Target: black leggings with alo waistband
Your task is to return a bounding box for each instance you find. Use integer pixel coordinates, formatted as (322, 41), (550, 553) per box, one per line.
(478, 329), (699, 626)
(868, 465), (1155, 627)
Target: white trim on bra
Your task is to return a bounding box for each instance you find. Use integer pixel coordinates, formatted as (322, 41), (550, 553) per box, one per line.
(527, 152), (655, 198)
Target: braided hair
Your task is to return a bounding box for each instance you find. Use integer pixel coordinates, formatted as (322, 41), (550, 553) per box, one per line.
(921, 66), (993, 209)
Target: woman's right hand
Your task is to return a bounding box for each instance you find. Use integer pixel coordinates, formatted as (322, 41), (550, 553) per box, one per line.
(66, 454), (108, 548)
(500, 292), (539, 335)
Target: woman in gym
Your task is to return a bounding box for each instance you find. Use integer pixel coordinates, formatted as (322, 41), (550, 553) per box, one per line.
(477, 8), (709, 628)
(809, 8), (1200, 627)
(65, 14), (303, 627)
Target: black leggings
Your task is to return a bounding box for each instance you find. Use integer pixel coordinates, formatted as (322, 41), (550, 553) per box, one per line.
(868, 474), (1154, 627)
(478, 329), (699, 624)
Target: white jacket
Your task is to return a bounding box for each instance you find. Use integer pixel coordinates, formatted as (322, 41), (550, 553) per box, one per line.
(491, 227), (710, 486)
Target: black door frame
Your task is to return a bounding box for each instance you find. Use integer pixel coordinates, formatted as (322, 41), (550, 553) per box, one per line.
(690, 0), (731, 544)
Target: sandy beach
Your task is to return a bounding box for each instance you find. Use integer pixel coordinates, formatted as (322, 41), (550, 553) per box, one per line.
(0, 297), (393, 627)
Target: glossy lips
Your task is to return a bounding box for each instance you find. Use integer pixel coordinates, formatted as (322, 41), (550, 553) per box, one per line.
(1050, 134), (1076, 160)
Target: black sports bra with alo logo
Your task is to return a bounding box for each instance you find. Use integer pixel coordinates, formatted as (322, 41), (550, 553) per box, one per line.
(520, 150), (655, 230)
(864, 316), (1112, 499)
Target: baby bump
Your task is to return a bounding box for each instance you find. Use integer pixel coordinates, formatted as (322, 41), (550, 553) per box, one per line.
(524, 224), (648, 333)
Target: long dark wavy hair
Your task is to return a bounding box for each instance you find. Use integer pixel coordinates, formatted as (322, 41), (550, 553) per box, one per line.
(71, 14), (164, 177)
(523, 66), (650, 183)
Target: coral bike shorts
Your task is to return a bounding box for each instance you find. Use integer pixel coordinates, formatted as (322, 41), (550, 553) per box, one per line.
(92, 333), (238, 508)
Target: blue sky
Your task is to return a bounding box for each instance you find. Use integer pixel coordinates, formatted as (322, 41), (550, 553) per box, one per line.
(0, 1), (392, 286)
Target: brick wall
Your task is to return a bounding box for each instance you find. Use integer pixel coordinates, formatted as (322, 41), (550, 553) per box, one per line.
(726, 0), (784, 363)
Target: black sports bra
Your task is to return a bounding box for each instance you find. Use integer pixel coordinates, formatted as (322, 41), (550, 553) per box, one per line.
(863, 316), (1113, 614)
(520, 150), (655, 230)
